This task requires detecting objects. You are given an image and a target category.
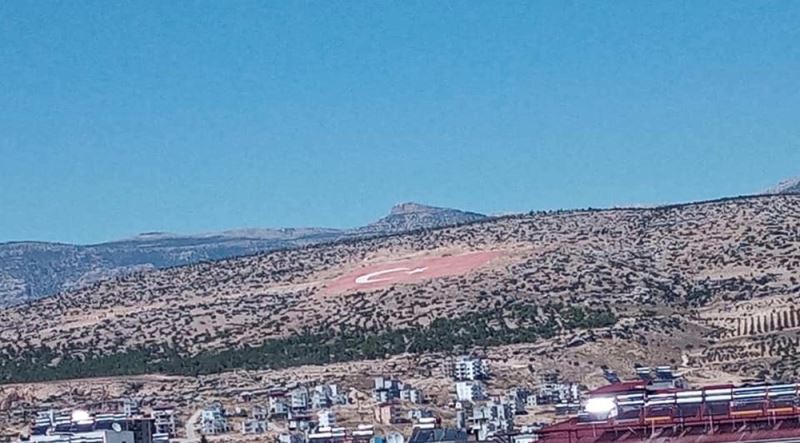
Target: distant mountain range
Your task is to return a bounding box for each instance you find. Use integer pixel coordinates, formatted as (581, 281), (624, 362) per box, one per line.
(764, 177), (800, 195)
(0, 202), (486, 306)
(2, 174), (796, 308)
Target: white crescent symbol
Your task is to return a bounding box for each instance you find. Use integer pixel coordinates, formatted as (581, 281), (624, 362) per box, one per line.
(355, 267), (428, 284)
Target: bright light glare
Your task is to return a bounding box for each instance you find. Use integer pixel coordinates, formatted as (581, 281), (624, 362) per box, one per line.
(71, 410), (91, 423)
(585, 397), (616, 415)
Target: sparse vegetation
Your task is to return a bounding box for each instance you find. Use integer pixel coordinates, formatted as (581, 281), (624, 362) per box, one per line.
(1, 194), (799, 383)
(0, 304), (615, 383)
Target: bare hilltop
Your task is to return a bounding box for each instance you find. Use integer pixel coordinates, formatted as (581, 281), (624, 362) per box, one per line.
(766, 176), (800, 195)
(0, 203), (485, 306)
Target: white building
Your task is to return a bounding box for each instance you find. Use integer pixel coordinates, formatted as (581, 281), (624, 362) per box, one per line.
(448, 356), (490, 381)
(290, 387), (310, 412)
(506, 388), (530, 415)
(407, 409), (433, 421)
(308, 427), (346, 443)
(240, 405), (268, 434)
(269, 394), (290, 417)
(122, 399), (140, 417)
(373, 377), (403, 403)
(33, 409), (72, 431)
(467, 399), (514, 441)
(455, 381), (484, 402)
(288, 413), (313, 431)
(201, 403), (230, 435)
(152, 406), (177, 437)
(374, 377), (424, 404)
(241, 418), (268, 434)
(312, 384), (347, 409)
(413, 417), (437, 430)
(316, 410), (336, 429)
(251, 405), (267, 421)
(401, 387), (424, 404)
(534, 374), (580, 406)
(352, 424), (374, 440)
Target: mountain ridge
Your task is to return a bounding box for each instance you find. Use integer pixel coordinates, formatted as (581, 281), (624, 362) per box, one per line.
(357, 202), (487, 235)
(0, 202), (485, 306)
(765, 177), (800, 195)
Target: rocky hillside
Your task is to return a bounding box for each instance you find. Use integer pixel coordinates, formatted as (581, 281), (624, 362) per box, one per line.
(0, 203), (485, 306)
(766, 177), (800, 194)
(355, 202), (486, 234)
(0, 194), (799, 384)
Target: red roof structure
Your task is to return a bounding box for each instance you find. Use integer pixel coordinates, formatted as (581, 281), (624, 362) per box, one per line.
(538, 381), (800, 443)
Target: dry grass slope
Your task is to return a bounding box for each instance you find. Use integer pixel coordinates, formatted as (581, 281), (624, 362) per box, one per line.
(0, 194), (799, 381)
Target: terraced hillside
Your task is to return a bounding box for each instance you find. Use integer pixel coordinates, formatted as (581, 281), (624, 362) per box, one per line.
(0, 194), (799, 383)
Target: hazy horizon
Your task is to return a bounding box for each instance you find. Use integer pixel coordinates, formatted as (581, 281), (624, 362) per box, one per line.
(3, 190), (793, 246)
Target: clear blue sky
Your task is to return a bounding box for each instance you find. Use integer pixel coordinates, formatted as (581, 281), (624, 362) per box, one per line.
(1, 1), (798, 244)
